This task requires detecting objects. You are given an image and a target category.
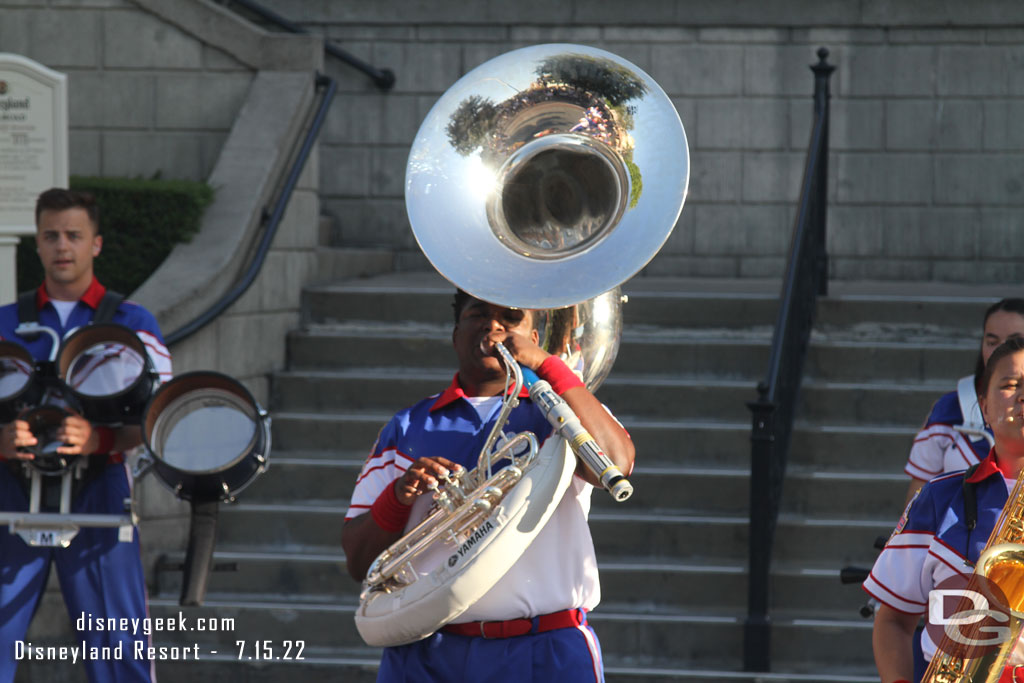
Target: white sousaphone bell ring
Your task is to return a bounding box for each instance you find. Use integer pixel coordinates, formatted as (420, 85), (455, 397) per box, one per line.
(405, 42), (689, 311)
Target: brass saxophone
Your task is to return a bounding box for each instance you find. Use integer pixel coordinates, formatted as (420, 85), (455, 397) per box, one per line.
(923, 469), (1024, 682)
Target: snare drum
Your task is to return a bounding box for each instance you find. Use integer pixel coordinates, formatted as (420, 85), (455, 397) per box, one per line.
(143, 372), (270, 502)
(57, 324), (156, 425)
(0, 341), (42, 424)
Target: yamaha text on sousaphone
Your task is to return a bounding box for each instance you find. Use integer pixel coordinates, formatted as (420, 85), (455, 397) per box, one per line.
(355, 43), (689, 647)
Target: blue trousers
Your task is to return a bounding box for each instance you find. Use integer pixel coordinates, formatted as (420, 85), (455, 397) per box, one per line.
(0, 462), (154, 683)
(378, 615), (604, 683)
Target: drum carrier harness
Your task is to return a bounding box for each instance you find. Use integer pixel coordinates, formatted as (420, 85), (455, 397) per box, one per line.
(0, 288), (136, 548)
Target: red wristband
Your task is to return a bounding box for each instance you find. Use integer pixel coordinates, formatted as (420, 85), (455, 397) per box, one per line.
(536, 356), (585, 395)
(94, 427), (115, 454)
(370, 479), (412, 533)
(892, 680), (911, 683)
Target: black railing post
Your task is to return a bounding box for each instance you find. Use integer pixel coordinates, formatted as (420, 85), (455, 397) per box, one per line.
(812, 48), (834, 297)
(743, 46), (833, 674)
(745, 384), (777, 672)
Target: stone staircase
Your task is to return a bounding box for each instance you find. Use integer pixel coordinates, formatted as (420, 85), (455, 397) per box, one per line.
(17, 270), (1003, 682)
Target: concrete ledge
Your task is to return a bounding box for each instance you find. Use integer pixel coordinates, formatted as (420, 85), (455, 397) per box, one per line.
(132, 0), (322, 71)
(131, 70), (316, 337)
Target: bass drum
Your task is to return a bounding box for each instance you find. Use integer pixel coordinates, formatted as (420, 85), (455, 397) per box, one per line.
(142, 371), (270, 502)
(355, 436), (575, 647)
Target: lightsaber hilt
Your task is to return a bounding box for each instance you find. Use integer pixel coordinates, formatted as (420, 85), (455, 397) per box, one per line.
(521, 367), (633, 502)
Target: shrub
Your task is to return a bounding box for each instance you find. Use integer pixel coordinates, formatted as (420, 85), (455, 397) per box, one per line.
(17, 176), (213, 296)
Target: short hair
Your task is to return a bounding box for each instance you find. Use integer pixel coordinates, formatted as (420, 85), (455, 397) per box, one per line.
(35, 188), (100, 234)
(974, 298), (1024, 382)
(979, 336), (1024, 396)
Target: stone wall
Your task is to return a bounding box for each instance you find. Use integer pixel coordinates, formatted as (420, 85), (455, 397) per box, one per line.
(0, 0), (254, 181)
(279, 0), (1024, 283)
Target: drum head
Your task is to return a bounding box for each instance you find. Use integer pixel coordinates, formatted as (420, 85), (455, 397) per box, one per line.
(151, 388), (258, 473)
(143, 372), (269, 501)
(57, 324), (153, 424)
(0, 341), (38, 422)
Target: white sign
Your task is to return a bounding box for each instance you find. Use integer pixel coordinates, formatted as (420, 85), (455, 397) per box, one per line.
(0, 53), (68, 237)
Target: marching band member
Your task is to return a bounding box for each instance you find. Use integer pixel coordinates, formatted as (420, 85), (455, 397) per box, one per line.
(342, 290), (634, 682)
(0, 189), (171, 683)
(867, 336), (1024, 682)
(904, 299), (1024, 504)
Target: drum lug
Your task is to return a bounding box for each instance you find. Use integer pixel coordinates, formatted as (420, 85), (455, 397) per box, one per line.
(132, 452), (155, 480)
(221, 481), (237, 504)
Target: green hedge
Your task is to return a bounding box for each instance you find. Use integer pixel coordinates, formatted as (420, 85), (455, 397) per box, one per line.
(17, 176), (213, 296)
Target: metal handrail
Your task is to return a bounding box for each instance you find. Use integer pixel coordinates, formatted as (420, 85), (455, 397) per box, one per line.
(218, 0), (395, 90)
(743, 47), (835, 673)
(165, 73), (337, 346)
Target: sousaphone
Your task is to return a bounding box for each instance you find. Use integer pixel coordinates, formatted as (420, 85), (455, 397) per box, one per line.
(355, 43), (689, 647)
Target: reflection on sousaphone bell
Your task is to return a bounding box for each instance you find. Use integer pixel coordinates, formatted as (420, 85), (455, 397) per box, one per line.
(406, 43), (689, 311)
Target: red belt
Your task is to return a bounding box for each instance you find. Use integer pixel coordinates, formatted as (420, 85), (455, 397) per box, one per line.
(441, 608), (586, 639)
(999, 665), (1024, 683)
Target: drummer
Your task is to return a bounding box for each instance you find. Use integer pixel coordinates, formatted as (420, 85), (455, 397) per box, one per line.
(0, 188), (171, 682)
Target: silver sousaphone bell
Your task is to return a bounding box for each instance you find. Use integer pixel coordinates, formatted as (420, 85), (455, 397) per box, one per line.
(356, 44), (689, 647)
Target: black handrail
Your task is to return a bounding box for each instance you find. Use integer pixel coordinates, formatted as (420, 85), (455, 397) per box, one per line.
(218, 0), (395, 91)
(743, 47), (835, 673)
(165, 73), (337, 346)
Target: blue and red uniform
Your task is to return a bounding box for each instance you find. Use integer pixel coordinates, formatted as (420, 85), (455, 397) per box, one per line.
(347, 373), (606, 683)
(0, 278), (171, 683)
(905, 388), (991, 482)
(865, 450), (1018, 678)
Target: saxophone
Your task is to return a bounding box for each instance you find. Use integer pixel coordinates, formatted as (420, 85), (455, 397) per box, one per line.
(923, 469), (1024, 682)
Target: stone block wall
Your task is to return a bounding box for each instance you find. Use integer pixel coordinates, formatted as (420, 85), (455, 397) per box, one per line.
(0, 0), (254, 181)
(279, 0), (1024, 283)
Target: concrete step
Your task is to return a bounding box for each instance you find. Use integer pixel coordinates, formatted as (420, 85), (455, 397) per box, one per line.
(242, 456), (907, 521)
(133, 597), (874, 673)
(213, 502), (889, 567)
(269, 413), (918, 473)
(590, 511), (889, 567)
(314, 247), (395, 283)
(303, 272), (1000, 335)
(149, 545), (870, 619)
(11, 647), (875, 683)
(287, 323), (976, 383)
(272, 368), (945, 426)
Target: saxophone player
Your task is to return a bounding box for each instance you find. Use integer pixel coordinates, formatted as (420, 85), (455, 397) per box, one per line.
(866, 336), (1024, 682)
(342, 291), (634, 683)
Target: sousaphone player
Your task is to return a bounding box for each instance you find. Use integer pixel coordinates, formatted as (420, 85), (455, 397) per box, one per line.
(344, 43), (689, 682)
